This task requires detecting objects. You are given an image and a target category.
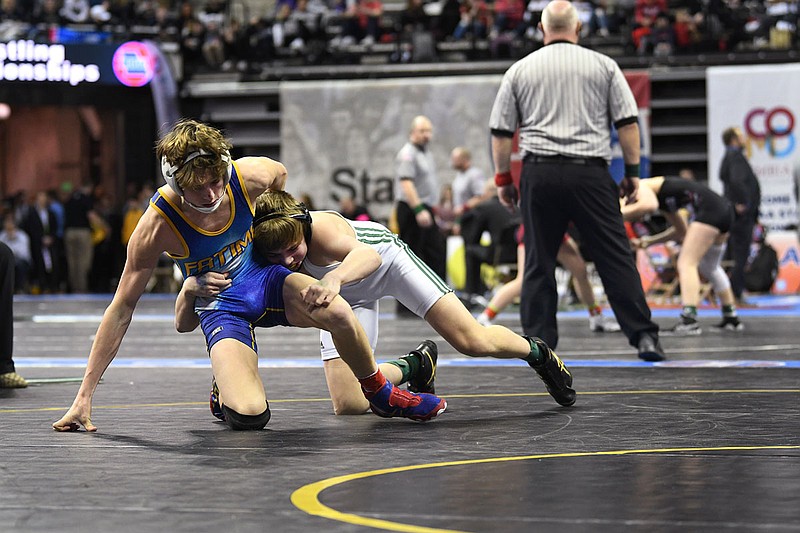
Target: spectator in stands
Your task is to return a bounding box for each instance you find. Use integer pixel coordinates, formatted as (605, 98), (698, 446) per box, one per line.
(457, 180), (518, 307)
(242, 16), (277, 65)
(573, 0), (610, 37)
(673, 8), (702, 53)
(32, 0), (62, 24)
(338, 195), (372, 221)
(60, 0), (90, 23)
(155, 4), (181, 41)
(198, 0), (226, 27)
(121, 183), (154, 249)
(437, 0), (462, 39)
(490, 0), (526, 38)
(133, 0), (158, 26)
(48, 186), (68, 293)
(435, 183), (457, 236)
(631, 0), (666, 51)
(222, 18), (249, 71)
(90, 189), (118, 293)
(285, 0), (330, 54)
(176, 0), (196, 27)
(340, 0), (384, 46)
(647, 11), (675, 56)
(0, 213), (31, 293)
(202, 18), (227, 68)
(489, 0), (526, 57)
(449, 147), (488, 235)
(63, 182), (101, 293)
(706, 0), (749, 51)
(181, 17), (208, 75)
(20, 191), (59, 294)
(88, 0), (113, 25)
(452, 0), (491, 40)
(1, 0), (30, 22)
(400, 0), (431, 36)
(634, 0), (665, 27)
(491, 0), (525, 37)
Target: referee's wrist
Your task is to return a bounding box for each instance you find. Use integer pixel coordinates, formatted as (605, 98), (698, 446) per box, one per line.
(494, 171), (513, 186)
(413, 204), (426, 214)
(624, 163), (640, 178)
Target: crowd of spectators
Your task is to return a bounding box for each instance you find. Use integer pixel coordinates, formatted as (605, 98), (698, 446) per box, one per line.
(0, 0), (798, 76)
(0, 181), (154, 295)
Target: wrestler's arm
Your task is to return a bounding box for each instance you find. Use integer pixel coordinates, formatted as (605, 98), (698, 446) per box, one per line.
(637, 210), (688, 248)
(301, 213), (381, 307)
(175, 272), (231, 332)
(52, 209), (166, 432)
(620, 182), (659, 222)
(235, 157), (288, 202)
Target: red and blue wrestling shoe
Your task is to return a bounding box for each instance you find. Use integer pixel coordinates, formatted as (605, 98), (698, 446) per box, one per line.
(363, 375), (446, 422)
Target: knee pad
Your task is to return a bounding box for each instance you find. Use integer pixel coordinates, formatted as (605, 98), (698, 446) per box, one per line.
(222, 404), (271, 430)
(699, 244), (730, 292)
(698, 243), (725, 279)
(706, 266), (731, 293)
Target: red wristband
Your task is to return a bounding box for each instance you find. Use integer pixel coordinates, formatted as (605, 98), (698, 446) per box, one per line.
(494, 171), (513, 186)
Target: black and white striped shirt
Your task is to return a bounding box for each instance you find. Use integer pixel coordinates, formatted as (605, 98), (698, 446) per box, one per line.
(489, 41), (638, 161)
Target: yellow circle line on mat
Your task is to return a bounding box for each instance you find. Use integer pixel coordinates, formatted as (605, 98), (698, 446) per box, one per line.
(291, 445), (800, 533)
(2, 389), (799, 414)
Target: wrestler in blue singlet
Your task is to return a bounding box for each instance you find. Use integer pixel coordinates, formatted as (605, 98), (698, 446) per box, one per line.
(149, 162), (293, 351)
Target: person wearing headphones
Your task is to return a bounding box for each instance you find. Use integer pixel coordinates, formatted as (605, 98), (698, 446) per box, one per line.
(175, 190), (577, 416)
(53, 119), (446, 433)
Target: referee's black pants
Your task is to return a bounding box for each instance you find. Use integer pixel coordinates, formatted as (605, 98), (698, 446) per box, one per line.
(395, 201), (447, 281)
(519, 161), (659, 349)
(0, 242), (16, 374)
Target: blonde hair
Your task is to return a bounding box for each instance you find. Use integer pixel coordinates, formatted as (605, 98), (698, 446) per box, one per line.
(155, 119), (233, 190)
(253, 190), (308, 257)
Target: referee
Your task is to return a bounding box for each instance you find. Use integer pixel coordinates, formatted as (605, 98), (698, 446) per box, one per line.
(489, 0), (664, 361)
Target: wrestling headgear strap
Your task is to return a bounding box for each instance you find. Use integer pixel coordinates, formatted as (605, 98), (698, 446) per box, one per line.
(160, 149), (233, 197)
(253, 203), (313, 243)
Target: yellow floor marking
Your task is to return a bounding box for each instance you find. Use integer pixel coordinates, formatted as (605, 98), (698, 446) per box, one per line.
(291, 445), (800, 533)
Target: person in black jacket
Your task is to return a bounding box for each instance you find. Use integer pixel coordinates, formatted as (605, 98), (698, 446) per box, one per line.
(719, 127), (761, 303)
(20, 191), (60, 293)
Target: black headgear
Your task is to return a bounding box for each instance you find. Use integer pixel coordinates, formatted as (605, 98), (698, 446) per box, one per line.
(253, 203), (313, 244)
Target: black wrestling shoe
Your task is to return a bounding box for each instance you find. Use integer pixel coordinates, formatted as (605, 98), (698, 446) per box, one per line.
(210, 378), (225, 422)
(662, 315), (702, 336)
(711, 316), (744, 331)
(405, 340), (438, 394)
(524, 336), (576, 407)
